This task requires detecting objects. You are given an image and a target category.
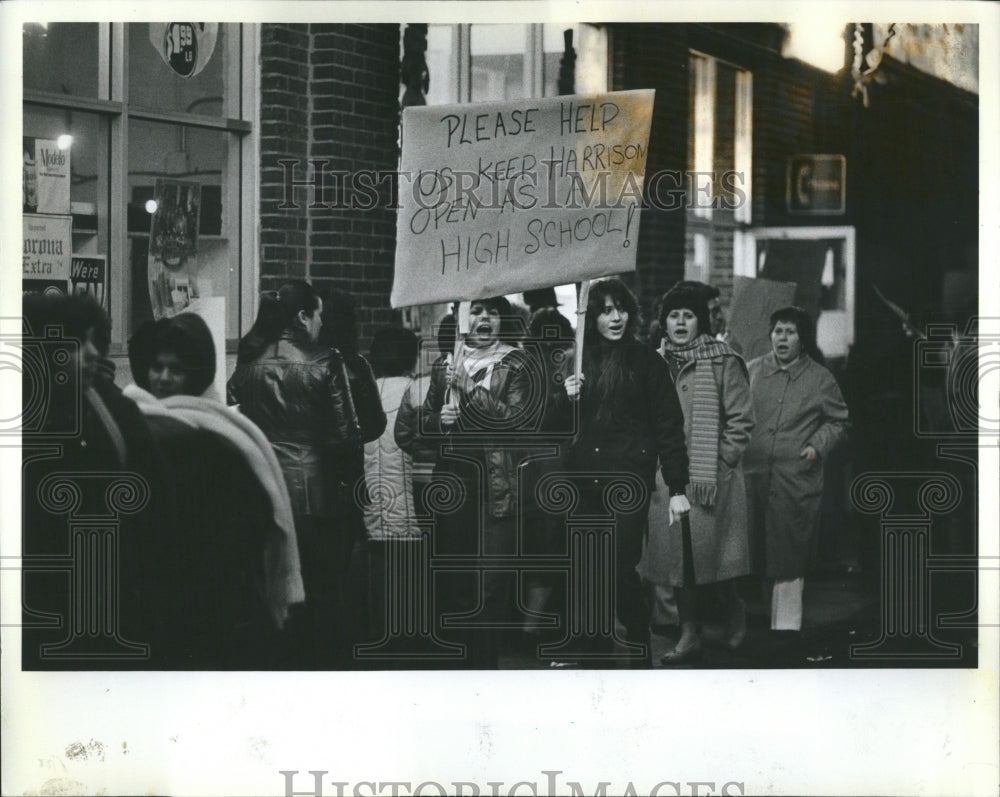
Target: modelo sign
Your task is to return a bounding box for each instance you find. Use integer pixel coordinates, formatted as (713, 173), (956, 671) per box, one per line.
(787, 154), (846, 215)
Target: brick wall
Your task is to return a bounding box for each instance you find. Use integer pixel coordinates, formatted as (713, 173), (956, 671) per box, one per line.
(259, 23), (401, 349)
(610, 23), (689, 324)
(260, 25), (311, 290)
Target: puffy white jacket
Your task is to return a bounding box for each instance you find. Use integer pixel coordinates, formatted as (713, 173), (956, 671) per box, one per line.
(363, 376), (421, 539)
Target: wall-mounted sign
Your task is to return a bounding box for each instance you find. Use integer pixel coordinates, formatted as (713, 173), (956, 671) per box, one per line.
(148, 23), (219, 78)
(23, 137), (71, 216)
(23, 214), (71, 295)
(787, 154), (846, 215)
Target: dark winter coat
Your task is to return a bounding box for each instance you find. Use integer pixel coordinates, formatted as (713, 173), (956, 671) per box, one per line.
(417, 347), (540, 519)
(567, 340), (689, 495)
(21, 375), (171, 669)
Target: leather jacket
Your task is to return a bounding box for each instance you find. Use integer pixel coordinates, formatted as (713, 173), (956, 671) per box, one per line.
(417, 347), (541, 518)
(227, 332), (361, 518)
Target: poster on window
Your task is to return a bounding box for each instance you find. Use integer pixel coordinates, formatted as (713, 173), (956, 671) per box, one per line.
(70, 255), (107, 309)
(22, 214), (71, 296)
(148, 23), (219, 78)
(147, 179), (202, 319)
(392, 89), (655, 307)
(22, 137), (71, 216)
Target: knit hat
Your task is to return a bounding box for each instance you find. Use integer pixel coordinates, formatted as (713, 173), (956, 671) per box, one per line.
(658, 284), (711, 340)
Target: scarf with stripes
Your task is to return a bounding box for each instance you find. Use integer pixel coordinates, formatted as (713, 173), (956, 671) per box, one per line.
(661, 334), (730, 508)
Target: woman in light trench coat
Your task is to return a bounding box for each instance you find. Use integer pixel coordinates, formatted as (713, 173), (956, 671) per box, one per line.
(639, 284), (755, 663)
(743, 306), (849, 636)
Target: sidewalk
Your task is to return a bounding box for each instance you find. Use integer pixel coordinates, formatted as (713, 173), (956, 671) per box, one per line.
(495, 569), (978, 669)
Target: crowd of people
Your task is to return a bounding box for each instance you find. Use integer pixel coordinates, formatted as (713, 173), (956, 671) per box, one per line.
(21, 276), (850, 670)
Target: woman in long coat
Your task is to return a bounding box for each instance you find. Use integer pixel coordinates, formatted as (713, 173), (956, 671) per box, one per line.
(639, 284), (755, 662)
(743, 306), (849, 633)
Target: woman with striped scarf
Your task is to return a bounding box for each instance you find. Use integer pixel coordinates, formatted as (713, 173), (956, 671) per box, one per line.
(640, 283), (755, 664)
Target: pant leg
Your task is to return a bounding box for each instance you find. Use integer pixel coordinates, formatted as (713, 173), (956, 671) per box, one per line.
(366, 540), (388, 641)
(468, 515), (517, 668)
(293, 515), (355, 667)
(615, 500), (653, 645)
(771, 577), (804, 631)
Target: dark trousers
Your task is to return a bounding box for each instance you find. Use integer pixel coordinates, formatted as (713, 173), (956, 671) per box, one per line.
(285, 515), (355, 668)
(435, 496), (517, 669)
(573, 481), (653, 659)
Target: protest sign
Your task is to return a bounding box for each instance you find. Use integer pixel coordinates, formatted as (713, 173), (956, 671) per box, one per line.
(392, 90), (654, 308)
(728, 275), (798, 361)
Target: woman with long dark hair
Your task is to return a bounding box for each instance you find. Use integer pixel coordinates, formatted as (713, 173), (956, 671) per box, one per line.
(228, 281), (360, 666)
(639, 284), (755, 664)
(743, 306), (849, 645)
(561, 278), (690, 666)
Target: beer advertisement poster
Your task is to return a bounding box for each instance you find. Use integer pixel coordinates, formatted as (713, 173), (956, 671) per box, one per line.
(22, 213), (71, 295)
(22, 136), (71, 216)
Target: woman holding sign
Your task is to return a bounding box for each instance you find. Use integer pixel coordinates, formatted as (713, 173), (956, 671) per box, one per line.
(562, 278), (690, 666)
(420, 296), (541, 668)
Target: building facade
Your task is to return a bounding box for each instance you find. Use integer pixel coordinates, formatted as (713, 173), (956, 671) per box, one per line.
(21, 21), (978, 377)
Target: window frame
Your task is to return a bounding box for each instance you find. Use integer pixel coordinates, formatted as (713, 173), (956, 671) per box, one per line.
(414, 23), (610, 335)
(747, 225), (857, 357)
(22, 22), (258, 353)
(430, 23), (609, 104)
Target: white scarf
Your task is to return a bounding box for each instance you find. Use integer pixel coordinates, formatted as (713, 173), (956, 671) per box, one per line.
(453, 339), (516, 396)
(123, 384), (305, 628)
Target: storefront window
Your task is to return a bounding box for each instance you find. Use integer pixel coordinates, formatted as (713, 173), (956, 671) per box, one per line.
(542, 23), (609, 97)
(23, 23), (101, 98)
(425, 25), (457, 106)
(23, 22), (255, 353)
(685, 52), (753, 289)
(127, 23), (235, 117)
(127, 119), (240, 337)
(23, 106), (109, 258)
